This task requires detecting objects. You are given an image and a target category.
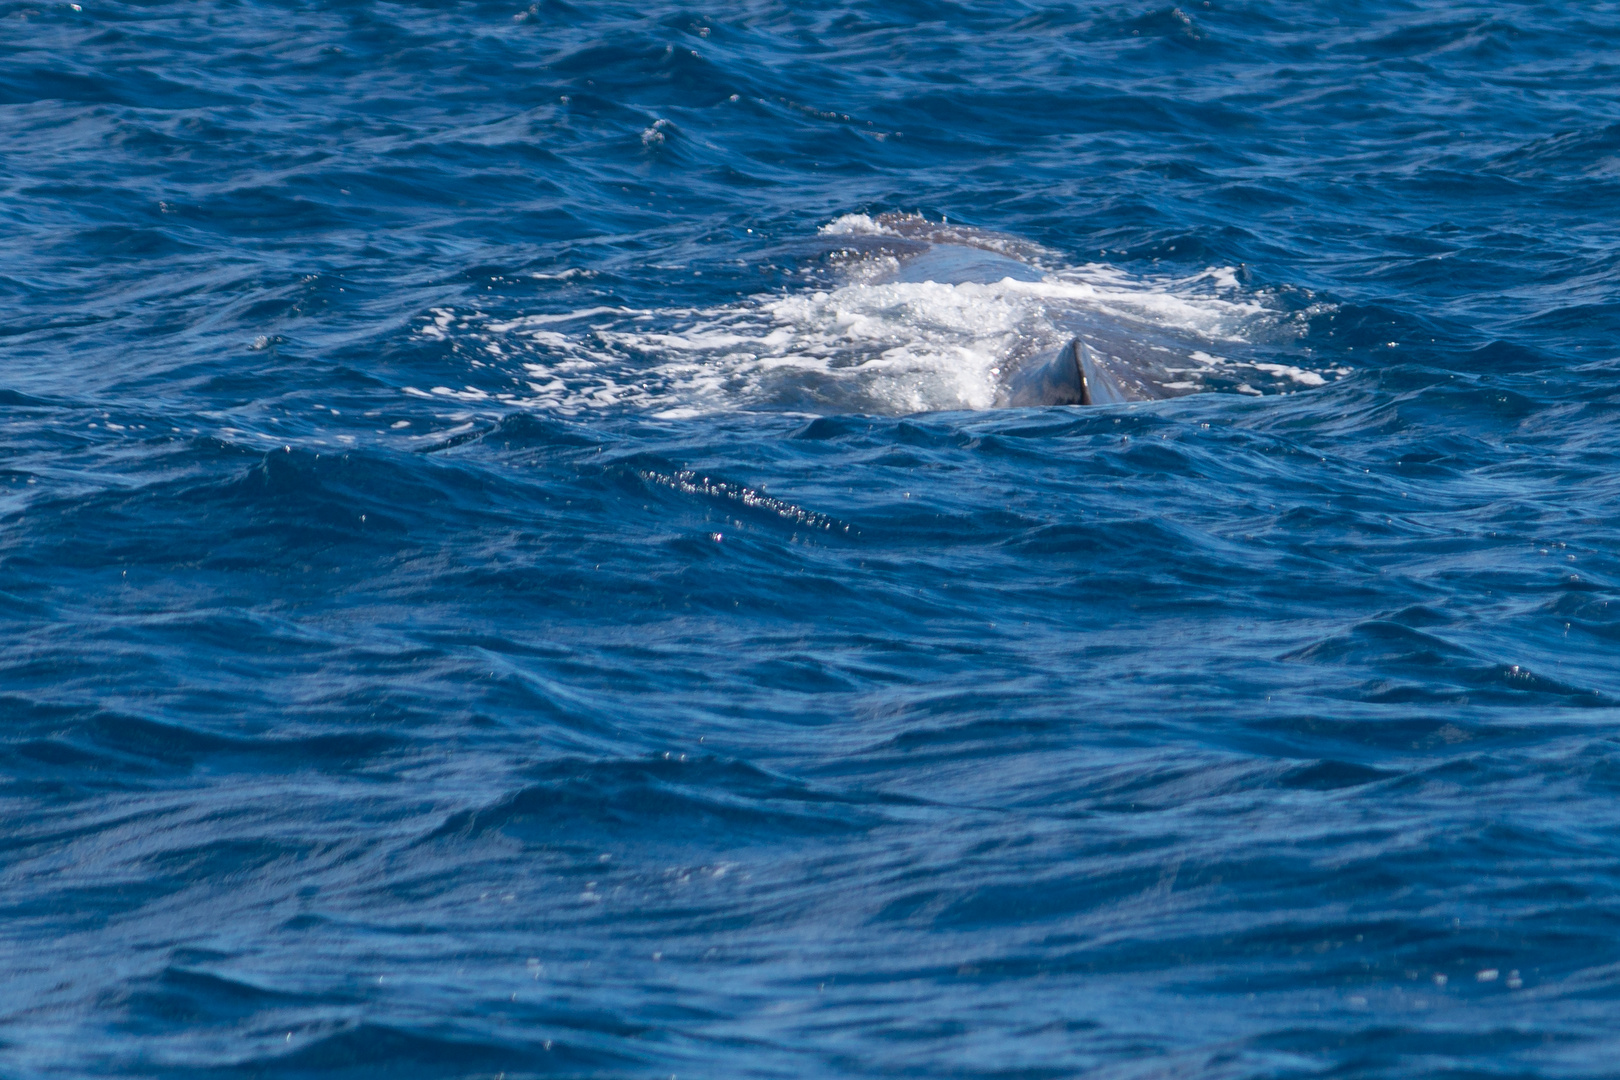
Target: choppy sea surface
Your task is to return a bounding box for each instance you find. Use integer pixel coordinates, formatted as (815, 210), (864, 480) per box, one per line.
(6, 2), (1620, 1077)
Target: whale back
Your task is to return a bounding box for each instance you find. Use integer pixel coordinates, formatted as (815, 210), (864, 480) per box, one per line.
(1002, 338), (1089, 407)
(819, 216), (1200, 409)
(1001, 337), (1172, 408)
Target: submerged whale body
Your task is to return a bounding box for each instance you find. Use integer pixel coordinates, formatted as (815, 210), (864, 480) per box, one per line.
(821, 213), (1191, 409)
(501, 213), (1316, 418)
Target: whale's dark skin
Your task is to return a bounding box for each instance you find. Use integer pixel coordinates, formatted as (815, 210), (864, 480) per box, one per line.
(1001, 337), (1176, 407)
(819, 214), (1186, 408)
(1001, 338), (1139, 407)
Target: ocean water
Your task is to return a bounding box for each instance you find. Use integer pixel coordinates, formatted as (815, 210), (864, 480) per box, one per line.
(5, 1), (1620, 1076)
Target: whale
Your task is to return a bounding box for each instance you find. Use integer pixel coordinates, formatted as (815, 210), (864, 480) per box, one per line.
(816, 213), (1191, 409)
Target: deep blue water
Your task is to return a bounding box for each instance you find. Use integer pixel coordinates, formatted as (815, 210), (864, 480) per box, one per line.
(6, 2), (1620, 1076)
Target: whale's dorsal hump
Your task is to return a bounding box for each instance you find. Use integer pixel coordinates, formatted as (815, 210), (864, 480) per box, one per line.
(1001, 337), (1169, 408)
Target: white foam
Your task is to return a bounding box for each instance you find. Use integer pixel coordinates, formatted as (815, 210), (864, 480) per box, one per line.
(413, 221), (1334, 418)
(818, 213), (892, 237)
(527, 268), (595, 282)
(1253, 362), (1327, 387)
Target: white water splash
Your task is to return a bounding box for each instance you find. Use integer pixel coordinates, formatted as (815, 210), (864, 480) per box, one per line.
(415, 219), (1336, 418)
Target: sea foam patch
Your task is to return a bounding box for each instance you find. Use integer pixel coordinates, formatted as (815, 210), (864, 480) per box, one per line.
(419, 219), (1339, 418)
